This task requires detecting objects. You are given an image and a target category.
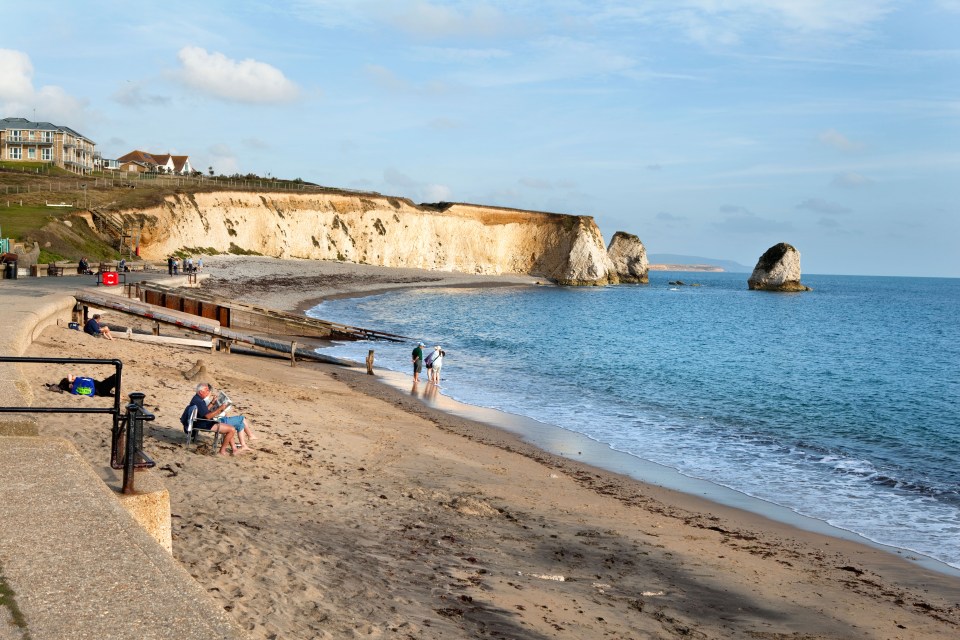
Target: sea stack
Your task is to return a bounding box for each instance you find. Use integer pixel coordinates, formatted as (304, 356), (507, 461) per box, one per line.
(606, 231), (649, 283)
(748, 242), (811, 292)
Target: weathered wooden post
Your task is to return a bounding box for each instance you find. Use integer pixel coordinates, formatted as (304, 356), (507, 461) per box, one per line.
(290, 341), (298, 367)
(366, 350), (375, 375)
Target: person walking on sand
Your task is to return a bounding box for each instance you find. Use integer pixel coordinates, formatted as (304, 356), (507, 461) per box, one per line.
(412, 341), (425, 383)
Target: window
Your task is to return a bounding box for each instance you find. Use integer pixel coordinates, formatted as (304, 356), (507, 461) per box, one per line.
(27, 147), (36, 159)
(9, 147), (22, 160)
(9, 130), (22, 142)
(41, 131), (53, 143)
(42, 148), (51, 161)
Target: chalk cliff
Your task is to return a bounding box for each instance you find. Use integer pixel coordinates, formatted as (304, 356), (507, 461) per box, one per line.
(123, 191), (635, 285)
(606, 232), (649, 284)
(747, 242), (811, 292)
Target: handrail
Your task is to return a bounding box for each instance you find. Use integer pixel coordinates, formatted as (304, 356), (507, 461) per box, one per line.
(0, 357), (155, 492)
(0, 357), (123, 437)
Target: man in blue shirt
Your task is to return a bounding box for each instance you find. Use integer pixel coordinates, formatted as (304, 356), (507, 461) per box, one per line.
(180, 382), (241, 456)
(83, 314), (114, 340)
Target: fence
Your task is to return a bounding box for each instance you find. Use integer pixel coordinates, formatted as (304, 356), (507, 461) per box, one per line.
(0, 356), (155, 493)
(0, 171), (379, 198)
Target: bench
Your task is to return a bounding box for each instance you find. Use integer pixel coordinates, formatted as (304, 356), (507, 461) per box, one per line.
(47, 263), (65, 277)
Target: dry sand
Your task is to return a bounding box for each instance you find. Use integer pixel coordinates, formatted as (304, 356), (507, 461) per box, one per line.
(22, 256), (960, 639)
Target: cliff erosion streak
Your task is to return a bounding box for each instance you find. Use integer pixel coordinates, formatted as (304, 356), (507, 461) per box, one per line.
(126, 191), (647, 285)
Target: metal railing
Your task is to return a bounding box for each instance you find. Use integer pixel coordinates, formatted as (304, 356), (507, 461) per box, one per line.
(0, 356), (155, 493)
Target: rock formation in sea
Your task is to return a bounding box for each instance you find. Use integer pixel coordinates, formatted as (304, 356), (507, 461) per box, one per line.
(747, 242), (811, 292)
(606, 231), (649, 284)
(114, 190), (647, 285)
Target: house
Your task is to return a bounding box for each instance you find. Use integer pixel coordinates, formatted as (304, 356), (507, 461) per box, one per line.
(116, 150), (194, 175)
(93, 152), (119, 171)
(0, 117), (96, 175)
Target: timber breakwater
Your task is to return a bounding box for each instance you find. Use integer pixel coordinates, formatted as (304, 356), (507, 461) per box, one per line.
(109, 191), (648, 285)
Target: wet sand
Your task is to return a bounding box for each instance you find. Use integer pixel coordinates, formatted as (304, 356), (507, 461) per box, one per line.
(21, 255), (960, 639)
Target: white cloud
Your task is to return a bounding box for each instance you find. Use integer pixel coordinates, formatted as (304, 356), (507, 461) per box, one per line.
(387, 2), (513, 40)
(206, 143), (239, 175)
(384, 167), (451, 202)
(818, 129), (864, 152)
(411, 46), (511, 62)
(602, 0), (896, 48)
(453, 36), (637, 87)
(796, 198), (851, 215)
(364, 65), (410, 92)
(384, 167), (418, 188)
(519, 177), (577, 190)
(423, 184), (452, 201)
(713, 209), (794, 234)
(0, 49), (88, 125)
(657, 211), (688, 222)
(112, 81), (170, 108)
(176, 46), (300, 104)
(831, 172), (873, 188)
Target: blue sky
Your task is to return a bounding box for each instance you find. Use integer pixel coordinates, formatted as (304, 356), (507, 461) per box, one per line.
(2, 1), (958, 277)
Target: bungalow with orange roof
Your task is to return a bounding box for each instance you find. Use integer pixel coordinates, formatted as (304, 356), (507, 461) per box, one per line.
(116, 150), (194, 175)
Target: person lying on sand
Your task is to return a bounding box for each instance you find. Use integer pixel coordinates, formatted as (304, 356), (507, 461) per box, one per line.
(47, 373), (118, 397)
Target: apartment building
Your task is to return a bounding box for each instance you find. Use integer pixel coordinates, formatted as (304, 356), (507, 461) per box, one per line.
(0, 117), (96, 175)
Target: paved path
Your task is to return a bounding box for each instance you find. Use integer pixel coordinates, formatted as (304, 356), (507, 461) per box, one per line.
(0, 278), (245, 639)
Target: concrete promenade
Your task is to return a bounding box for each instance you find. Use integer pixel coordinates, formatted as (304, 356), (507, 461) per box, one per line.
(0, 274), (245, 639)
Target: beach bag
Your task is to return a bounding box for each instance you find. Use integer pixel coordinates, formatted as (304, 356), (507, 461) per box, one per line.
(424, 351), (437, 368)
(71, 376), (96, 396)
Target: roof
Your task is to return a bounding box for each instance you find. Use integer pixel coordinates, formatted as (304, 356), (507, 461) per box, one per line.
(0, 117), (94, 143)
(116, 150), (157, 164)
(117, 150), (191, 172)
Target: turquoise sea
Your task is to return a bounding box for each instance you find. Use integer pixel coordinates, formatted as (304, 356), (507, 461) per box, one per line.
(308, 272), (960, 571)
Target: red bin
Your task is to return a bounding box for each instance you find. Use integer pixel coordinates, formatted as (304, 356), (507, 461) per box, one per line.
(102, 271), (119, 286)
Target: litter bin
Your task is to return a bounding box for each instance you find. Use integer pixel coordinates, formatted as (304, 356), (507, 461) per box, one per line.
(3, 261), (16, 280)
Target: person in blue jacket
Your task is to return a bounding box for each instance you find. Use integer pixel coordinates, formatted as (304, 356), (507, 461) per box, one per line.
(55, 373), (118, 397)
(83, 313), (114, 340)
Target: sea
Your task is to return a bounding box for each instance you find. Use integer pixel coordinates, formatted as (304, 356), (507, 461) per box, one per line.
(307, 272), (960, 572)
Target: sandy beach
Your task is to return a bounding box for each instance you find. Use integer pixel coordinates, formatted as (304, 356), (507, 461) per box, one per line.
(22, 256), (960, 639)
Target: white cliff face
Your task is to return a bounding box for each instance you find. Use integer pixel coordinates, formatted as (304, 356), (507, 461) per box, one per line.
(128, 192), (619, 284)
(747, 242), (811, 291)
(606, 231), (649, 284)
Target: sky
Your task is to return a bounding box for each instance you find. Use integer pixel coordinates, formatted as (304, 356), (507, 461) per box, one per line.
(2, 1), (958, 277)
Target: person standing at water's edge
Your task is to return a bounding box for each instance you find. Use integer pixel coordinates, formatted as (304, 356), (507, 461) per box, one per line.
(412, 341), (424, 383)
(432, 347), (444, 384)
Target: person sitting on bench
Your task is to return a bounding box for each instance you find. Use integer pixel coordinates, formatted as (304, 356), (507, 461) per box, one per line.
(83, 313), (114, 340)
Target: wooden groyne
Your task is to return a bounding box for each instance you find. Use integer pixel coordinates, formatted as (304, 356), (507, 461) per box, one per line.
(73, 289), (401, 367)
(118, 282), (407, 342)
